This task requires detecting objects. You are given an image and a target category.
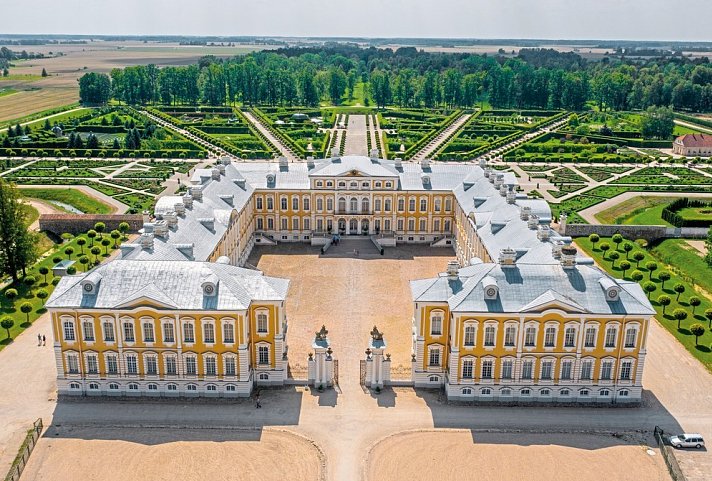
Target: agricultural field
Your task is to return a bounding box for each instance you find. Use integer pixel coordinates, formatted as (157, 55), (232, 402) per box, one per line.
(1, 106), (205, 159)
(379, 108), (460, 159)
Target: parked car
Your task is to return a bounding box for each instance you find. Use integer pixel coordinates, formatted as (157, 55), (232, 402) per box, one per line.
(669, 434), (705, 449)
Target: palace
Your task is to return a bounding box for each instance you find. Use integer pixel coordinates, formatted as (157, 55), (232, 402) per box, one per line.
(46, 153), (654, 402)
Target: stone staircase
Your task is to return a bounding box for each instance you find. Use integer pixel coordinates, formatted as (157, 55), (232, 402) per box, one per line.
(321, 236), (381, 257)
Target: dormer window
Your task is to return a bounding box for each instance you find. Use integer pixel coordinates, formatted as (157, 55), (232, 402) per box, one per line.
(599, 278), (621, 302)
(482, 276), (498, 300)
(201, 275), (219, 297)
(80, 274), (102, 294)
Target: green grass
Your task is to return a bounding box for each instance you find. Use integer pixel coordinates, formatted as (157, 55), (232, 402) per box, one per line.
(576, 236), (712, 371)
(0, 88), (17, 98)
(677, 206), (712, 223)
(19, 188), (113, 214)
(0, 74), (42, 82)
(24, 107), (94, 129)
(0, 232), (122, 350)
(0, 102), (81, 129)
(340, 81), (368, 107)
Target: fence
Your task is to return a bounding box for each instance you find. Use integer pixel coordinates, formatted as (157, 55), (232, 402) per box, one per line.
(4, 418), (43, 481)
(653, 425), (687, 481)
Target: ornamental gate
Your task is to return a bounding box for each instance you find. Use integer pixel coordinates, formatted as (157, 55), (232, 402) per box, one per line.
(359, 360), (367, 385)
(333, 359), (339, 387)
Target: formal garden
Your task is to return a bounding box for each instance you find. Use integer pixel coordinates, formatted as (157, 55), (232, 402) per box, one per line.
(1, 106), (206, 159)
(576, 234), (712, 371)
(250, 106), (335, 158)
(379, 108), (462, 159)
(0, 222), (130, 349)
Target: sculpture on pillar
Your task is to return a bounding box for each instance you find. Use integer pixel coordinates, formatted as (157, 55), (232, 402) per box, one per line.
(315, 325), (328, 341)
(370, 325), (383, 341)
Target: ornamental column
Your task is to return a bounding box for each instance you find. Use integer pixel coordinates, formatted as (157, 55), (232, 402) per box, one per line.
(309, 325), (333, 389)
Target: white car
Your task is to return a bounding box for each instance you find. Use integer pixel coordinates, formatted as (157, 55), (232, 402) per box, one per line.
(669, 434), (705, 449)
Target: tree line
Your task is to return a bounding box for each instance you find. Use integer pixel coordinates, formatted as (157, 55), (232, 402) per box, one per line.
(79, 46), (712, 112)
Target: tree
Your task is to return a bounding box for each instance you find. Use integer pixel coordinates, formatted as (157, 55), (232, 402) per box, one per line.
(64, 246), (74, 259)
(640, 106), (674, 140)
(658, 295), (672, 315)
(94, 222), (106, 239)
(4, 288), (17, 302)
(620, 260), (631, 277)
(101, 238), (111, 255)
(118, 222), (130, 239)
(79, 255), (89, 269)
(674, 283), (686, 301)
(110, 229), (121, 248)
(36, 289), (48, 301)
(78, 72), (111, 105)
(87, 229), (97, 246)
(77, 237), (86, 254)
(631, 270), (644, 282)
(588, 233), (599, 249)
(689, 296), (701, 315)
(690, 324), (705, 346)
(705, 308), (712, 329)
(646, 261), (658, 279)
(90, 246), (101, 265)
(23, 275), (35, 289)
(622, 242), (634, 259)
(632, 251), (645, 268)
(643, 281), (656, 299)
(19, 302), (33, 324)
(672, 308), (688, 330)
(1, 317), (14, 339)
(659, 271), (671, 289)
(600, 242), (610, 259)
(612, 234), (623, 250)
(41, 68), (48, 77)
(609, 251), (620, 267)
(0, 180), (39, 282)
(38, 266), (49, 284)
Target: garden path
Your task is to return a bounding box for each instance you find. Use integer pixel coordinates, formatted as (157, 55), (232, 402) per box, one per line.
(241, 110), (300, 162)
(411, 113), (471, 161)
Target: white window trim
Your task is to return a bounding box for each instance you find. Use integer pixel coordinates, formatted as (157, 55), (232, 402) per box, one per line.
(201, 318), (216, 345)
(482, 321), (498, 350)
(100, 316), (115, 344)
(256, 309), (269, 336)
(429, 310), (445, 337)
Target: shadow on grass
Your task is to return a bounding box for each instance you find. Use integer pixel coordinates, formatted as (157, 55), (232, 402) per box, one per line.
(695, 344), (711, 353)
(678, 328), (691, 336)
(0, 337), (14, 346)
(20, 321), (31, 328)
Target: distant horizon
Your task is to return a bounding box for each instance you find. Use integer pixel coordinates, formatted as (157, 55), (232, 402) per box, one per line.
(3, 0), (711, 43)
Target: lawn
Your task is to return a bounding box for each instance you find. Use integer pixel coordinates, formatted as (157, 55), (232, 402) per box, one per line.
(576, 236), (712, 371)
(0, 231), (123, 350)
(594, 196), (681, 226)
(677, 206), (712, 223)
(0, 89), (17, 98)
(19, 188), (113, 214)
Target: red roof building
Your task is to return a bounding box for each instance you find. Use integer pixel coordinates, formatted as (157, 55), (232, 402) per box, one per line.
(672, 133), (712, 156)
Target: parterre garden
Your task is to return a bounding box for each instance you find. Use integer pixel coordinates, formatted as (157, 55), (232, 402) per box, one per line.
(251, 107), (335, 158)
(379, 108), (461, 159)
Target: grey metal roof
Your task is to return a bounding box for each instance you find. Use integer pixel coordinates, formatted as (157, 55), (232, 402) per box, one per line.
(45, 260), (289, 311)
(411, 263), (655, 316)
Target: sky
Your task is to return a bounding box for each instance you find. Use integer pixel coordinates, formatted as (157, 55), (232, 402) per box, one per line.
(3, 0), (711, 42)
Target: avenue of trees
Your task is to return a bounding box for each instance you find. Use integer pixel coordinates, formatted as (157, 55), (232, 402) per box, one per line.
(80, 46), (712, 112)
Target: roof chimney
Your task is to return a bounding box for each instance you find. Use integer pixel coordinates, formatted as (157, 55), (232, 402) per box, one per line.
(211, 168), (220, 180)
(220, 156), (231, 165)
(479, 158), (487, 169)
(498, 247), (517, 267)
(446, 260), (460, 279)
(506, 188), (516, 204)
(190, 186), (202, 201)
(499, 184), (508, 196)
(174, 201), (186, 215)
(182, 193), (193, 208)
(485, 168), (493, 180)
(520, 206), (531, 220)
(164, 211), (178, 227)
(153, 220), (168, 238)
(306, 156), (315, 168)
(217, 163), (226, 175)
(139, 233), (154, 250)
(537, 224), (551, 241)
(420, 158), (431, 170)
(370, 148), (379, 160)
(494, 173), (504, 188)
(278, 156), (288, 168)
(394, 157), (402, 169)
(331, 147), (340, 159)
(560, 245), (578, 269)
(528, 214), (539, 229)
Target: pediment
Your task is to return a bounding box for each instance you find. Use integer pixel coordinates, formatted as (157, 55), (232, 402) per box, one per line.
(519, 289), (587, 314)
(112, 283), (179, 310)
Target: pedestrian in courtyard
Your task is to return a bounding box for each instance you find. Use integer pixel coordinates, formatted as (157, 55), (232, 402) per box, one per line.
(255, 394), (261, 409)
(38, 334), (42, 346)
(42, 335), (46, 346)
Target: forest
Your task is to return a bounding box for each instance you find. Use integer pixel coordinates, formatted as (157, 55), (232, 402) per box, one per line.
(80, 46), (712, 112)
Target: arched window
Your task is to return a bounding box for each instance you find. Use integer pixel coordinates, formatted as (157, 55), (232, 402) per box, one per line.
(187, 384), (197, 391)
(462, 387), (472, 395)
(327, 198), (334, 211)
(226, 384), (237, 391)
(540, 388), (551, 396)
(280, 197), (288, 210)
(108, 383), (120, 390)
(167, 384), (178, 391)
(361, 198), (370, 213)
(69, 382), (81, 390)
(430, 311), (443, 335)
(560, 389), (570, 396)
(350, 197), (358, 212)
(462, 358), (473, 379)
(259, 373), (270, 380)
(316, 198), (323, 211)
(88, 382), (99, 390)
(464, 325), (475, 346)
(338, 197), (346, 212)
(481, 388), (492, 396)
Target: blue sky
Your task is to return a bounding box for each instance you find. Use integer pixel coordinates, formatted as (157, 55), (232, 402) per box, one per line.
(4, 0), (710, 41)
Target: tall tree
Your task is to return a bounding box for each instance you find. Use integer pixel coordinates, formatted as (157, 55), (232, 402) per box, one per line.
(0, 180), (38, 282)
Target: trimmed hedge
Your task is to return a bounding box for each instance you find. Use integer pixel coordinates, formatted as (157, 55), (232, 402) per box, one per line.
(662, 198), (712, 227)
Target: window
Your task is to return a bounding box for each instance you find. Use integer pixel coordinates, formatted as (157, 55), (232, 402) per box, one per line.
(384, 199), (392, 211)
(541, 360), (553, 380)
(292, 196), (299, 211)
(350, 197), (358, 212)
(481, 388), (492, 395)
(67, 354), (80, 374)
(225, 357), (236, 376)
(433, 219), (440, 231)
(544, 327), (556, 347)
(129, 383), (140, 391)
(521, 360), (533, 380)
(397, 198), (405, 211)
(444, 198), (452, 211)
(408, 198), (416, 212)
(484, 326), (495, 347)
(266, 197), (273, 210)
(604, 327), (617, 348)
(207, 385), (217, 391)
(385, 182), (393, 188)
(521, 388), (531, 396)
(429, 376), (440, 383)
(205, 357), (217, 376)
(148, 383), (158, 391)
(564, 327), (576, 347)
(163, 322), (175, 343)
(481, 359), (493, 379)
(560, 389), (570, 396)
(326, 198), (333, 211)
(397, 219), (404, 231)
(109, 383), (119, 390)
(419, 219), (426, 232)
(619, 389), (629, 397)
(444, 220), (451, 232)
(624, 328), (637, 348)
(107, 354), (118, 374)
(103, 321), (114, 342)
(362, 181), (369, 189)
(504, 326), (516, 346)
(123, 322), (135, 342)
(434, 198), (441, 212)
(223, 323), (234, 343)
(166, 357), (177, 375)
(428, 348), (440, 367)
(462, 387), (472, 395)
(258, 346), (270, 365)
(580, 360), (593, 380)
(620, 360), (633, 380)
(256, 197), (263, 210)
(540, 388), (551, 396)
(361, 198), (370, 213)
(524, 327), (536, 347)
(146, 356), (158, 375)
(86, 354), (98, 374)
(259, 373), (269, 380)
(256, 218), (264, 230)
(203, 323), (215, 343)
(374, 198), (381, 211)
(281, 218), (288, 230)
(69, 382), (81, 390)
(430, 314), (442, 335)
(580, 389), (589, 396)
(143, 322), (154, 343)
(502, 359), (513, 379)
(185, 357), (197, 375)
(561, 359), (572, 380)
(83, 320), (95, 341)
(64, 321), (75, 341)
(599, 389), (610, 397)
(257, 312), (268, 334)
(292, 218), (299, 230)
(420, 198), (427, 211)
(601, 360), (613, 380)
(350, 181), (357, 189)
(316, 198), (323, 211)
(226, 385), (236, 392)
(87, 382), (99, 390)
(280, 197), (288, 210)
(126, 355), (138, 375)
(183, 322), (195, 343)
(187, 384), (197, 391)
(464, 325), (475, 346)
(584, 327), (596, 347)
(408, 219), (415, 231)
(462, 359), (473, 379)
(267, 218), (274, 230)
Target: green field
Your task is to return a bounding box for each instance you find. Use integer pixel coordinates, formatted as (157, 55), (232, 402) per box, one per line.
(594, 196), (681, 226)
(576, 236), (712, 371)
(0, 89), (17, 98)
(677, 206), (712, 222)
(19, 188), (113, 214)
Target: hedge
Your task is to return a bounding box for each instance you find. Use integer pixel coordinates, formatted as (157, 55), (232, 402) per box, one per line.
(662, 198), (712, 227)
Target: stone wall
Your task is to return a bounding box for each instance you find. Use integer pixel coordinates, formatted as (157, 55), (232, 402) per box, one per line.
(39, 214), (144, 236)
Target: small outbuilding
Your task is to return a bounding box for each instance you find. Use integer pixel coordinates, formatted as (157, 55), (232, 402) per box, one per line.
(52, 260), (76, 277)
(672, 133), (712, 157)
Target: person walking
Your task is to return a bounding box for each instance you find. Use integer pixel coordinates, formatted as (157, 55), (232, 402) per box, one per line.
(42, 334), (46, 346)
(38, 334), (42, 346)
(255, 394), (261, 409)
